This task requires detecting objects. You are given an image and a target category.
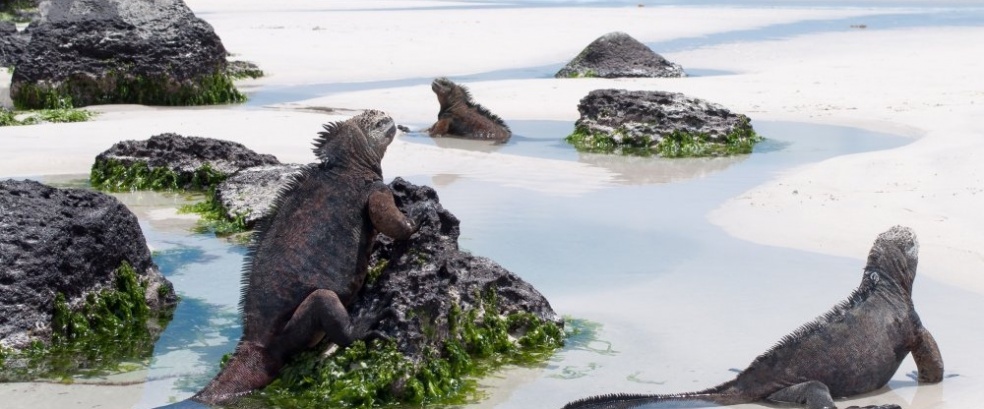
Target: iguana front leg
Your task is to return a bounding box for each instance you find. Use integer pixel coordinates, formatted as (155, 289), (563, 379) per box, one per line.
(429, 117), (451, 136)
(368, 185), (424, 239)
(911, 326), (944, 383)
(767, 380), (836, 409)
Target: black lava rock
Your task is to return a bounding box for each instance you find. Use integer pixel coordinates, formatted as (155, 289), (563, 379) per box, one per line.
(556, 32), (685, 78)
(10, 0), (242, 108)
(0, 179), (176, 349)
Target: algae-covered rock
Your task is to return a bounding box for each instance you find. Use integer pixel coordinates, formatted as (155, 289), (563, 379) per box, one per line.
(0, 179), (177, 380)
(226, 60), (265, 80)
(567, 89), (760, 157)
(556, 31), (685, 78)
(259, 178), (564, 407)
(91, 133), (280, 191)
(10, 0), (244, 109)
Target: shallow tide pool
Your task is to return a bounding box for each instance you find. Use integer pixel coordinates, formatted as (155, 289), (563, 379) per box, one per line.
(40, 118), (982, 409)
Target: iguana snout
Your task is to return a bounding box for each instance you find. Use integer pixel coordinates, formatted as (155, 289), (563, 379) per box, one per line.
(432, 77), (454, 94)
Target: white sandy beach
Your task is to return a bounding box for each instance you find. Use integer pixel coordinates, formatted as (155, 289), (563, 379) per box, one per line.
(2, 1), (983, 408)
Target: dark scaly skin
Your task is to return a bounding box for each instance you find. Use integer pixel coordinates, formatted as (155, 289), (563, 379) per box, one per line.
(564, 226), (943, 409)
(428, 77), (512, 143)
(186, 110), (424, 406)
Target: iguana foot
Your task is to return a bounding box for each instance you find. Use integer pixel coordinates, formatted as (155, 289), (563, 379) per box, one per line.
(351, 305), (398, 340)
(766, 380), (836, 409)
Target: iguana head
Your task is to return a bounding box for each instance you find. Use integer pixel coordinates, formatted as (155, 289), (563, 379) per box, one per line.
(866, 225), (919, 292)
(354, 109), (398, 155)
(313, 110), (396, 171)
(432, 77), (469, 110)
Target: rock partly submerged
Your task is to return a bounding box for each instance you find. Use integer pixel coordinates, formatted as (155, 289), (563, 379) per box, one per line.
(567, 89), (760, 157)
(213, 163), (305, 229)
(0, 179), (177, 379)
(90, 133), (280, 191)
(10, 0), (244, 109)
(556, 31), (685, 78)
(260, 177), (563, 406)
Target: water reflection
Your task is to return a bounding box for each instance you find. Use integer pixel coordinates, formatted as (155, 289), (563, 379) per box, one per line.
(402, 119), (755, 187)
(577, 153), (749, 185)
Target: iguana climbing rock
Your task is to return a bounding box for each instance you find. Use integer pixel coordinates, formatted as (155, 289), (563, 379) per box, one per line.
(563, 225), (943, 409)
(428, 77), (512, 143)
(184, 110), (428, 406)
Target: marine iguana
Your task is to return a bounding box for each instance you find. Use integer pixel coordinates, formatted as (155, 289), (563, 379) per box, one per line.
(563, 225), (943, 409)
(182, 110), (429, 406)
(428, 77), (512, 143)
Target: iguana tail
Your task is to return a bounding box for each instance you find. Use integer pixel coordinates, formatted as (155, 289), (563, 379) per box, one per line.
(562, 380), (752, 409)
(190, 341), (281, 406)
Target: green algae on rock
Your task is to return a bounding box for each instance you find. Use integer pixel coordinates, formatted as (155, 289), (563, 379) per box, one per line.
(90, 133), (280, 192)
(90, 158), (228, 192)
(226, 60), (266, 80)
(12, 72), (247, 110)
(0, 179), (177, 382)
(0, 262), (175, 381)
(566, 89), (762, 157)
(178, 189), (251, 239)
(10, 0), (245, 109)
(255, 294), (564, 408)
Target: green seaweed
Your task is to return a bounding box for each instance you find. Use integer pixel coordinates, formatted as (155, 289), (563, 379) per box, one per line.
(13, 71), (245, 110)
(0, 262), (174, 382)
(565, 116), (762, 157)
(0, 97), (96, 127)
(0, 0), (34, 22)
(365, 259), (389, 285)
(0, 108), (16, 126)
(90, 159), (227, 192)
(227, 62), (265, 80)
(559, 68), (599, 78)
(178, 189), (250, 239)
(254, 292), (565, 408)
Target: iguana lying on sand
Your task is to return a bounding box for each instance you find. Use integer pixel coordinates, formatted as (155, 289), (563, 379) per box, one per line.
(563, 225), (943, 409)
(428, 77), (511, 143)
(167, 110), (428, 407)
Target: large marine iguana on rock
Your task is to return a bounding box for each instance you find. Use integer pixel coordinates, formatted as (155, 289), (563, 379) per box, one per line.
(428, 77), (512, 143)
(175, 110), (428, 407)
(563, 225), (943, 409)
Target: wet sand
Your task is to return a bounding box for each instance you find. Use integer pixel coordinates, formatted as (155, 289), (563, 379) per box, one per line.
(2, 1), (983, 408)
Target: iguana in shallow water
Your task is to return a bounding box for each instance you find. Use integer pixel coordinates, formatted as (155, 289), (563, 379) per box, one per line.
(428, 77), (512, 143)
(563, 225), (943, 409)
(176, 110), (427, 406)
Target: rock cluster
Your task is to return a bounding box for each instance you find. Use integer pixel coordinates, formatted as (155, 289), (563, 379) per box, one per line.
(0, 179), (176, 350)
(556, 32), (685, 78)
(9, 0), (242, 109)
